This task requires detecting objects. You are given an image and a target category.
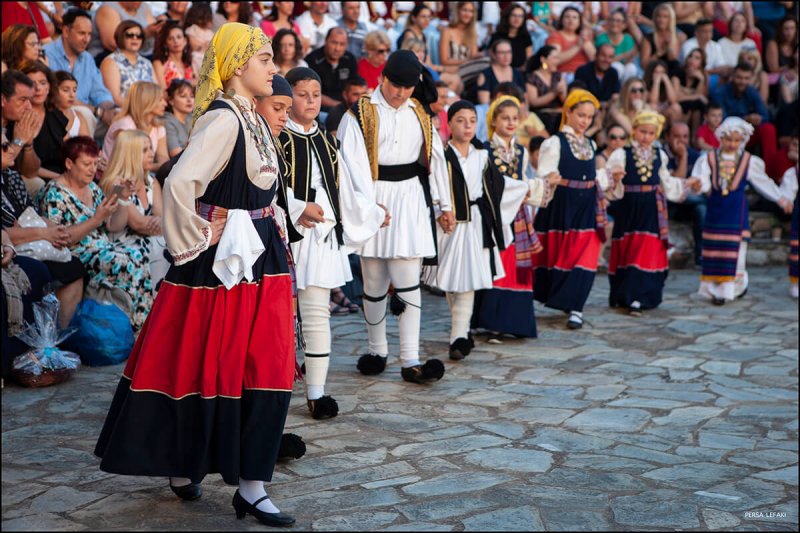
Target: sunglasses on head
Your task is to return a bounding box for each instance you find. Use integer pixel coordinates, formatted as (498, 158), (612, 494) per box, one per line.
(125, 32), (144, 39)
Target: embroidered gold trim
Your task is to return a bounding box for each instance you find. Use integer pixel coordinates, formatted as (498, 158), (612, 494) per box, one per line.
(355, 97), (380, 180)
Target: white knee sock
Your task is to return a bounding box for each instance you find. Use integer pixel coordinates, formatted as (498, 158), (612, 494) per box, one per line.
(304, 355), (329, 400)
(361, 258), (390, 357)
(446, 291), (474, 343)
(239, 478), (280, 513)
(388, 258), (423, 367)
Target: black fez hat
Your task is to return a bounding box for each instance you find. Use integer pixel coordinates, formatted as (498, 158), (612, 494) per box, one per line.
(447, 100), (477, 122)
(270, 75), (292, 98)
(285, 67), (322, 87)
(383, 50), (424, 87)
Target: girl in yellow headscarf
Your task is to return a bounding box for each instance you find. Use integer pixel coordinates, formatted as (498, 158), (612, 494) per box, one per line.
(95, 23), (298, 528)
(604, 109), (701, 316)
(471, 95), (559, 343)
(531, 88), (623, 330)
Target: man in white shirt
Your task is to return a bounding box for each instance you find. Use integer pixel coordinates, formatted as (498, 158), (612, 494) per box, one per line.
(680, 18), (728, 79)
(296, 1), (339, 55)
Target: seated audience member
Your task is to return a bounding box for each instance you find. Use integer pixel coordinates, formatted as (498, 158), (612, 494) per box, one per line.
(713, 62), (780, 179)
(21, 61), (59, 184)
(645, 60), (683, 123)
(439, 1), (482, 78)
(101, 82), (168, 174)
(766, 15), (797, 75)
(2, 25), (47, 71)
(306, 27), (358, 112)
(339, 1), (369, 59)
(429, 81), (452, 143)
(152, 21), (195, 89)
(297, 1), (339, 52)
(575, 44), (621, 105)
(595, 123), (628, 168)
(43, 10), (115, 130)
(34, 72), (90, 177)
(672, 47), (709, 132)
(396, 4), (433, 55)
(212, 1), (254, 29)
(89, 1), (159, 59)
(673, 1), (705, 39)
(607, 77), (652, 135)
(99, 129), (165, 285)
(477, 39), (526, 105)
(664, 121), (705, 266)
(680, 18), (727, 84)
(260, 1), (304, 41)
(737, 46), (770, 104)
(1, 3), (51, 41)
(779, 49), (798, 106)
(2, 132), (85, 329)
(595, 9), (639, 82)
(718, 12), (758, 69)
(183, 2), (214, 75)
(273, 29), (308, 76)
(545, 6), (595, 82)
(36, 136), (154, 331)
(325, 76), (368, 134)
(488, 4), (533, 70)
(1, 228), (53, 377)
(640, 4), (685, 78)
(357, 31), (390, 90)
(2, 71), (42, 188)
(696, 103), (723, 151)
(163, 79), (194, 158)
(157, 2), (189, 25)
(100, 20), (155, 107)
(526, 45), (567, 134)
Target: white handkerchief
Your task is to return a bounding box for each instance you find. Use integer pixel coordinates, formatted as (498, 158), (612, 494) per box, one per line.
(212, 209), (265, 290)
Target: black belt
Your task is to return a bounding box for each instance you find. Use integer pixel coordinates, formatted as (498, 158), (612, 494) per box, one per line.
(378, 163), (426, 182)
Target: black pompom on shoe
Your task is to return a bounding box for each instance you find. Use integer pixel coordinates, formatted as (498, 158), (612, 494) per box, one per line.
(357, 353), (387, 375)
(307, 395), (339, 420)
(277, 433), (306, 460)
(401, 359), (445, 384)
(449, 337), (472, 360)
(170, 482), (202, 501)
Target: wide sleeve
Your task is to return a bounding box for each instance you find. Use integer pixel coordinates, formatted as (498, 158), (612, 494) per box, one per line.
(779, 167), (798, 200)
(524, 177), (553, 207)
(658, 149), (689, 202)
(285, 186), (307, 225)
(747, 155), (783, 202)
(605, 147), (626, 175)
(691, 154), (712, 194)
(336, 111), (374, 199)
(430, 131), (452, 214)
(338, 152), (384, 248)
(162, 108), (237, 265)
(536, 135), (562, 178)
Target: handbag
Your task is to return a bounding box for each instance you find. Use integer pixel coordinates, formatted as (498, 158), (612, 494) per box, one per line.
(14, 207), (73, 263)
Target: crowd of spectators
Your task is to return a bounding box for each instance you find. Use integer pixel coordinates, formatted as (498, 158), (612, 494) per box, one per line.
(1, 1), (798, 380)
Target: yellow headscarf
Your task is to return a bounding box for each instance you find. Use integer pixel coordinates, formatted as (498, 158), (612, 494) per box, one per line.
(192, 23), (271, 126)
(559, 88), (600, 131)
(632, 109), (666, 138)
(486, 95), (521, 140)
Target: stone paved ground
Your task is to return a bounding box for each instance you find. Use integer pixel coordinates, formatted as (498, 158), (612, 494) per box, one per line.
(2, 266), (798, 531)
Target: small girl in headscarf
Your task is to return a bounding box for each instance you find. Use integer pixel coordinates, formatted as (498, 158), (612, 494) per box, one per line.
(691, 117), (795, 305)
(471, 95), (552, 343)
(534, 88), (624, 330)
(604, 110), (701, 315)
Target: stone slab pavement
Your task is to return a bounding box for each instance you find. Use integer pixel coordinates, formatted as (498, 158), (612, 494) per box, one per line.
(2, 266), (798, 531)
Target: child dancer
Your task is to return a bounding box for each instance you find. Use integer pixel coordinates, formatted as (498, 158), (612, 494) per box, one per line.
(691, 117), (794, 304)
(471, 96), (557, 343)
(605, 110), (701, 315)
(423, 100), (532, 358)
(780, 138), (798, 298)
(534, 89), (624, 329)
(279, 67), (387, 417)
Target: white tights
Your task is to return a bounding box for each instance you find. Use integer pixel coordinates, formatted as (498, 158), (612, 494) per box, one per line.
(446, 291), (474, 343)
(361, 257), (422, 366)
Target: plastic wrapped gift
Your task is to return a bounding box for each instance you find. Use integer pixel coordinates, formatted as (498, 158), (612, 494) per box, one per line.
(11, 294), (80, 388)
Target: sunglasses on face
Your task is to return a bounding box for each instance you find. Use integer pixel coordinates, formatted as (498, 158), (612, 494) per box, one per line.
(373, 48), (389, 54)
(608, 134), (626, 140)
(125, 32), (144, 39)
(631, 87), (645, 94)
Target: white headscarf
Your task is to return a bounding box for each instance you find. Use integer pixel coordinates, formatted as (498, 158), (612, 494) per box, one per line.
(714, 117), (755, 145)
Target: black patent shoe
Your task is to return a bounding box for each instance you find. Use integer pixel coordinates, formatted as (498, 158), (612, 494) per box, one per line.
(170, 482), (202, 501)
(567, 312), (584, 329)
(449, 338), (472, 360)
(307, 395), (339, 419)
(233, 490), (295, 527)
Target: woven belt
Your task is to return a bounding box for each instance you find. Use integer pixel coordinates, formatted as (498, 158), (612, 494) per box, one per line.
(558, 178), (596, 189)
(624, 184), (659, 193)
(196, 201), (272, 222)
